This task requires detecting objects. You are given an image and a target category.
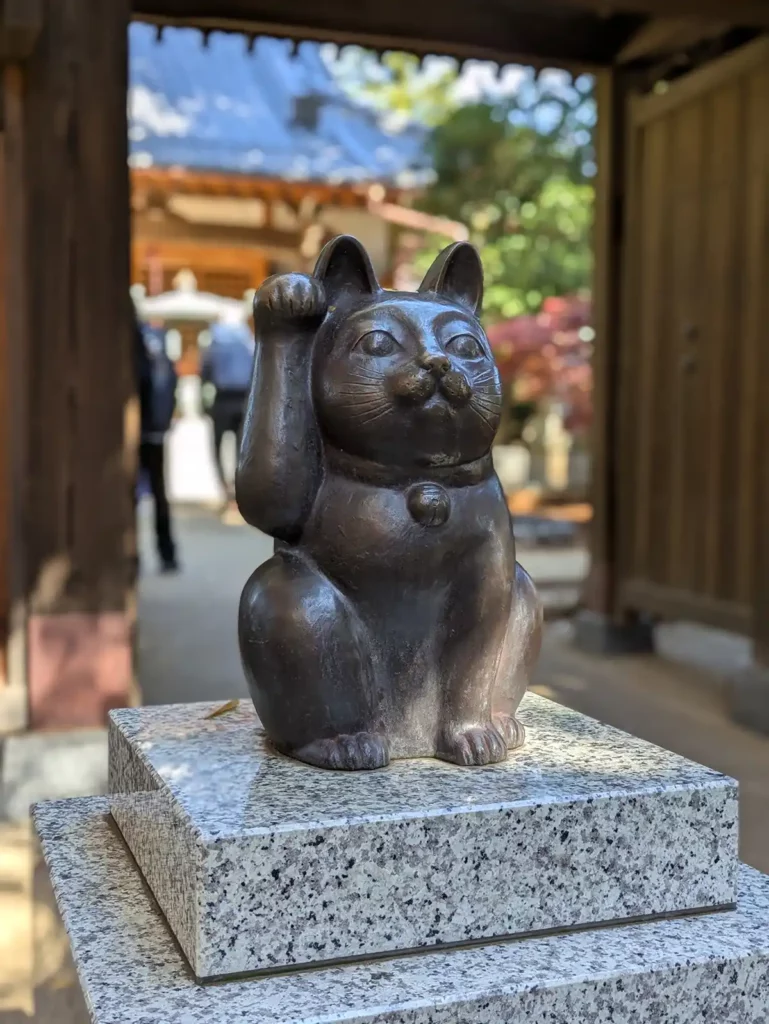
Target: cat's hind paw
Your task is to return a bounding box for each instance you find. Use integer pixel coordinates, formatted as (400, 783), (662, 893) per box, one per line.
(291, 732), (390, 771)
(436, 723), (508, 767)
(493, 712), (526, 750)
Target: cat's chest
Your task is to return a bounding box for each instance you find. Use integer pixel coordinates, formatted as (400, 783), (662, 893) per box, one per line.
(304, 473), (510, 574)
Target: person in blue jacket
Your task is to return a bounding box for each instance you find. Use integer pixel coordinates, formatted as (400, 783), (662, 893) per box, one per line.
(134, 309), (179, 573)
(200, 310), (255, 504)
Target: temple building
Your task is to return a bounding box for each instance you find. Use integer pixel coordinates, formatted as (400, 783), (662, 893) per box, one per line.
(128, 24), (465, 371)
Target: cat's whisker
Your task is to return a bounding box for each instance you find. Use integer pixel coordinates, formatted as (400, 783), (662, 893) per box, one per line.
(468, 402), (496, 434)
(347, 371), (384, 384)
(347, 397), (390, 416)
(469, 395), (495, 418)
(343, 398), (388, 411)
(355, 404), (394, 427)
(474, 397), (502, 414)
(345, 396), (391, 416)
(473, 390), (502, 405)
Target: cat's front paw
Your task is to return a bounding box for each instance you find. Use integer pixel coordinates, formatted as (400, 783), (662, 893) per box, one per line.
(291, 732), (390, 771)
(493, 712), (526, 750)
(436, 723), (508, 766)
(256, 273), (327, 324)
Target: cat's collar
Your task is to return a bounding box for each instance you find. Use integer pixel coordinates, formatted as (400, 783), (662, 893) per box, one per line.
(324, 445), (494, 488)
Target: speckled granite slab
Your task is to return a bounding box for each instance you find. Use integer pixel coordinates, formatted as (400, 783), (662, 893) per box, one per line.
(107, 694), (738, 980)
(35, 798), (769, 1024)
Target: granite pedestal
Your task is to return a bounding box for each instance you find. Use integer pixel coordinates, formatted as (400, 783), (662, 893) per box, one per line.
(107, 694), (738, 979)
(34, 694), (769, 1023)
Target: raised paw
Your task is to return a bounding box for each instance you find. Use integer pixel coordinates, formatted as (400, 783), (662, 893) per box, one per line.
(291, 732), (390, 772)
(436, 723), (508, 767)
(256, 273), (327, 323)
(493, 712), (526, 751)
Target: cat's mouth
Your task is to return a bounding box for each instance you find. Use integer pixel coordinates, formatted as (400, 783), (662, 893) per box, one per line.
(389, 368), (472, 409)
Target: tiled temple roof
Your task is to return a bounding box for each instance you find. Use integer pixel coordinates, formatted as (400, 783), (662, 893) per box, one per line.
(129, 23), (430, 185)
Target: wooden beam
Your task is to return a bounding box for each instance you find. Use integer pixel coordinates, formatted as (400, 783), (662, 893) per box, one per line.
(132, 0), (642, 68)
(619, 579), (752, 636)
(553, 0), (769, 28)
(366, 200), (469, 242)
(131, 167), (382, 207)
(134, 207), (303, 251)
(618, 17), (729, 63)
(0, 0), (43, 61)
(133, 238), (272, 278)
(630, 33), (769, 122)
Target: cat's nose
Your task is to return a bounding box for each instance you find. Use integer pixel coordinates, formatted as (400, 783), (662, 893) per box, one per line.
(418, 353), (450, 378)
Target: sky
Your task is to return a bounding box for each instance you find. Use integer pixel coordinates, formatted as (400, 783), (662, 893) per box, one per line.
(321, 45), (595, 143)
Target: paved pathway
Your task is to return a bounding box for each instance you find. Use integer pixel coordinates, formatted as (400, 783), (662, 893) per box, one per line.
(138, 505), (271, 705)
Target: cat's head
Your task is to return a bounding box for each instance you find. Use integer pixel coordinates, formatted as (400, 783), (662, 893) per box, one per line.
(312, 236), (502, 470)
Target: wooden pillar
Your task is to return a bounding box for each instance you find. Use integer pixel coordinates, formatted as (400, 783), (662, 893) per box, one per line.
(573, 67), (653, 654)
(1, 8), (43, 730)
(730, 61), (769, 732)
(733, 419), (769, 730)
(1, 65), (32, 732)
(0, 93), (9, 707)
(3, 0), (136, 729)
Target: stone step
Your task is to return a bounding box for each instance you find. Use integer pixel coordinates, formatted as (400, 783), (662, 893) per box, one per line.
(107, 693), (737, 980)
(34, 797), (769, 1024)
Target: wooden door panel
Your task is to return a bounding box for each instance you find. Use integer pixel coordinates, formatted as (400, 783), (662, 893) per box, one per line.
(619, 38), (769, 634)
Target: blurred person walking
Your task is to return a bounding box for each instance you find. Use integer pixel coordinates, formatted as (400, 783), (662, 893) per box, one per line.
(135, 309), (180, 573)
(200, 308), (255, 508)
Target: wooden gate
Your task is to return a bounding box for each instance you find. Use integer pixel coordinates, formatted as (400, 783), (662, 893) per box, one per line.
(618, 38), (769, 635)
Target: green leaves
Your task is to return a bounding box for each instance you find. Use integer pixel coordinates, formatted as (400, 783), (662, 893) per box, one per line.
(328, 53), (595, 324)
(330, 49), (460, 128)
(417, 82), (595, 322)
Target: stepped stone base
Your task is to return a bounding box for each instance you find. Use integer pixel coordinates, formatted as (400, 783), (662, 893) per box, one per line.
(108, 694), (737, 979)
(34, 798), (769, 1024)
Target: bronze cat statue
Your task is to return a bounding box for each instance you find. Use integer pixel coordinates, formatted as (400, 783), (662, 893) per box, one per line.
(237, 235), (542, 771)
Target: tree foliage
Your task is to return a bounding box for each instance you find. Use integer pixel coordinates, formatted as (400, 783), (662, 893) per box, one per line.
(486, 296), (593, 434)
(328, 49), (460, 128)
(415, 71), (596, 322)
(329, 53), (596, 323)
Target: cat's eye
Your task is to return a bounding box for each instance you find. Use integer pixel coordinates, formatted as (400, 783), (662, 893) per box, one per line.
(446, 334), (482, 359)
(358, 330), (398, 357)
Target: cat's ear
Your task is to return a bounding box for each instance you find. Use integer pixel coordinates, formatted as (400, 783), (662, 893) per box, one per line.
(313, 235), (379, 303)
(418, 242), (483, 316)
